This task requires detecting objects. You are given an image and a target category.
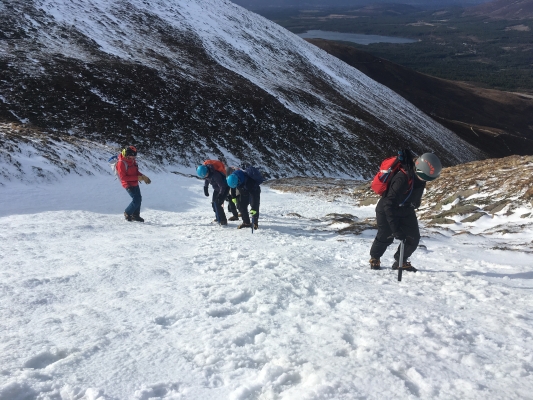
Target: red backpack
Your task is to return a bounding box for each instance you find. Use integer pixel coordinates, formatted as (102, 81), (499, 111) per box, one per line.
(204, 160), (227, 176)
(371, 155), (413, 200)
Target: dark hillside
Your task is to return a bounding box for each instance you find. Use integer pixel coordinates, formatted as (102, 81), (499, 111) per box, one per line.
(464, 0), (533, 19)
(308, 39), (533, 157)
(0, 0), (481, 179)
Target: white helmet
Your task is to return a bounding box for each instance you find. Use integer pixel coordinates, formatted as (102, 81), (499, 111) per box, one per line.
(415, 153), (442, 181)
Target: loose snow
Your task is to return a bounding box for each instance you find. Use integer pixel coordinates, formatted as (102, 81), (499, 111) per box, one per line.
(1, 171), (532, 399)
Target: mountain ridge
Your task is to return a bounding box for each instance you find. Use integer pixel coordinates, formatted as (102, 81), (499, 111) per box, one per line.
(1, 0), (481, 181)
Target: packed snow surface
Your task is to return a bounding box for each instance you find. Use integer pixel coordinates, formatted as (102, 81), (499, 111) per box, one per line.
(1, 172), (532, 399)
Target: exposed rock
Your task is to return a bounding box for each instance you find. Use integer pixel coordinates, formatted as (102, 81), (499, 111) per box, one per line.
(428, 217), (456, 225)
(324, 213), (359, 224)
(460, 212), (487, 223)
(285, 213), (304, 218)
(337, 219), (377, 235)
(358, 198), (379, 206)
(484, 201), (510, 213)
(435, 205), (479, 218)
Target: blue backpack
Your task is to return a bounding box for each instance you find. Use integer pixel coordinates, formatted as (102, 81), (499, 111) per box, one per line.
(245, 166), (264, 185)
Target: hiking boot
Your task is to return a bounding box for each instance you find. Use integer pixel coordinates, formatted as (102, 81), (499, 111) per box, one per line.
(392, 260), (417, 272)
(220, 220), (228, 226)
(369, 258), (381, 270)
(228, 215), (239, 221)
(132, 214), (144, 222)
(237, 222), (252, 229)
(253, 222), (258, 230)
(124, 212), (133, 222)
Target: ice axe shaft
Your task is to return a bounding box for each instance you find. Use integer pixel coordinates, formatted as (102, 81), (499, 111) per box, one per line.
(398, 239), (405, 282)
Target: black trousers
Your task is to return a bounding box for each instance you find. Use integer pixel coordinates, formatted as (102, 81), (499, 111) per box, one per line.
(237, 188), (260, 224)
(211, 188), (229, 223)
(226, 194), (238, 218)
(370, 210), (420, 262)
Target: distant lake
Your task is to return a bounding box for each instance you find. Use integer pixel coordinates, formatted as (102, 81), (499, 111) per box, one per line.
(298, 30), (417, 45)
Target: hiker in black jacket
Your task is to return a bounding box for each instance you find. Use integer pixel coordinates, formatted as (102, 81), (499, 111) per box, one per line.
(197, 164), (229, 225)
(369, 152), (442, 272)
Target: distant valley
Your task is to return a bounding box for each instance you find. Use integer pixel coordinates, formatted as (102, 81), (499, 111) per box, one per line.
(308, 39), (533, 158)
(258, 0), (533, 95)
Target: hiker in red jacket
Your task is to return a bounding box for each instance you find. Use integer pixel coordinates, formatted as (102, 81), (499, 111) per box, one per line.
(116, 146), (151, 222)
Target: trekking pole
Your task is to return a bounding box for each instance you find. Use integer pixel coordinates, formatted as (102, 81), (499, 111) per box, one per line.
(398, 239), (405, 282)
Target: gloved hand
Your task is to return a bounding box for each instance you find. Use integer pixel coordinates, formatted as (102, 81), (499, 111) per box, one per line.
(204, 186), (209, 197)
(232, 198), (237, 205)
(250, 209), (257, 216)
(138, 175), (151, 184)
(405, 236), (416, 246)
(393, 231), (406, 241)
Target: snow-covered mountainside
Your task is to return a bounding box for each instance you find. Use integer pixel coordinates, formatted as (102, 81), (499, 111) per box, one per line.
(0, 0), (481, 179)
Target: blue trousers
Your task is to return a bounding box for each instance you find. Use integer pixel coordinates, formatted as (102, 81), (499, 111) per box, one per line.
(125, 186), (142, 216)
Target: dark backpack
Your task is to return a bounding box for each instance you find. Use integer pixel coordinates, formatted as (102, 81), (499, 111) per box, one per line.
(244, 166), (264, 185)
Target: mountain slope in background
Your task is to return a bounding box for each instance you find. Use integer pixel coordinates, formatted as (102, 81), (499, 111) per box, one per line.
(307, 39), (533, 157)
(0, 0), (481, 181)
(230, 0), (490, 11)
(464, 0), (533, 19)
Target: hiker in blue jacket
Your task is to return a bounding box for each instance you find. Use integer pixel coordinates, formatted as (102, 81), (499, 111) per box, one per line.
(227, 168), (262, 230)
(197, 164), (229, 225)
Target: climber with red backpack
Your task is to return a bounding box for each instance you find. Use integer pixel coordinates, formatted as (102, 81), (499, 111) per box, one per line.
(197, 160), (230, 225)
(369, 150), (442, 272)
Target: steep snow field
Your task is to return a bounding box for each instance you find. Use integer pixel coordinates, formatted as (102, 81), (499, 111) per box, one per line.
(1, 171), (532, 399)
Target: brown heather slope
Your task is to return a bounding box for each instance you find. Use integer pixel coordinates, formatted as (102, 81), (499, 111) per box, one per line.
(308, 39), (533, 158)
(464, 0), (533, 20)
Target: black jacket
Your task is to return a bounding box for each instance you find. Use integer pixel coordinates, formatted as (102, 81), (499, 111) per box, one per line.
(204, 165), (228, 194)
(376, 169), (426, 233)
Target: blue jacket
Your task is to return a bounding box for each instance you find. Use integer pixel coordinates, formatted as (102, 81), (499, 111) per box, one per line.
(234, 170), (260, 193)
(204, 165), (228, 194)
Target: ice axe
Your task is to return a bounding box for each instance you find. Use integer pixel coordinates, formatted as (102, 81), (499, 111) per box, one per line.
(398, 239), (405, 282)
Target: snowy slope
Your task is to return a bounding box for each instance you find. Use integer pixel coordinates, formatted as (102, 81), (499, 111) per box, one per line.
(0, 0), (481, 178)
(1, 169), (533, 399)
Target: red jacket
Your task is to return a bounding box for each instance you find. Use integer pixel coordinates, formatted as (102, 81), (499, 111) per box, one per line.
(116, 154), (142, 189)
